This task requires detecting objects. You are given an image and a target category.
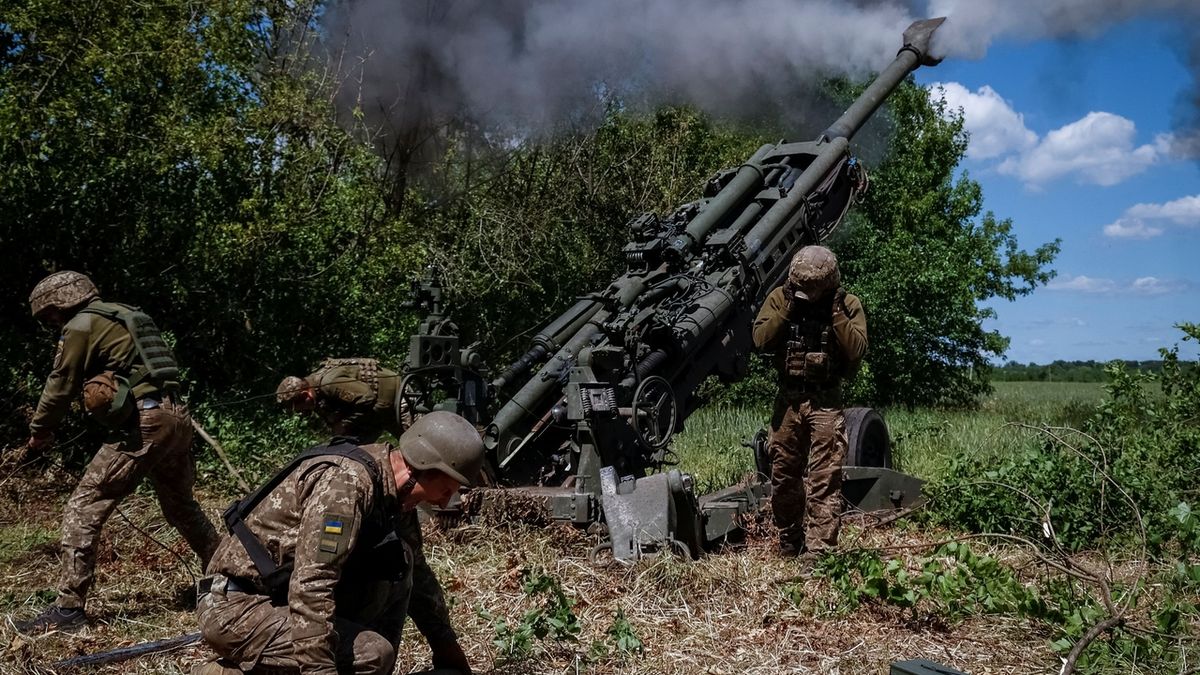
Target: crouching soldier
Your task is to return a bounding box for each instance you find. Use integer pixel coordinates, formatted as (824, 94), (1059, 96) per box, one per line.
(16, 271), (219, 633)
(275, 358), (407, 443)
(752, 246), (867, 557)
(193, 411), (482, 675)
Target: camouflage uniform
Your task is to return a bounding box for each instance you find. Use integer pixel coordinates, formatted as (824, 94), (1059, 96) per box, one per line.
(198, 443), (456, 675)
(753, 274), (867, 552)
(32, 298), (219, 609)
(292, 359), (403, 442)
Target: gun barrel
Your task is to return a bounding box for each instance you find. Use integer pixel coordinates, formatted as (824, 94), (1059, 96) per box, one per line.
(822, 17), (945, 141)
(493, 298), (604, 390)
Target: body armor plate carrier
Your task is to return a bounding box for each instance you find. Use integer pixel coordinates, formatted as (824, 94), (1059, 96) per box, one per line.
(317, 358), (381, 398)
(221, 440), (406, 602)
(784, 305), (841, 387)
(79, 302), (180, 386)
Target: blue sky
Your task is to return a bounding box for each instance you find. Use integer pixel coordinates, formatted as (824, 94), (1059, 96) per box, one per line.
(912, 18), (1199, 364)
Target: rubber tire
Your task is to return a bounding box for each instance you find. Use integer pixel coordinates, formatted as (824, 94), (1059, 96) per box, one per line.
(843, 407), (891, 468)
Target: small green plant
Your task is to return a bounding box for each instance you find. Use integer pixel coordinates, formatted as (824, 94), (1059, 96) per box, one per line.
(607, 608), (643, 656)
(484, 567), (582, 662)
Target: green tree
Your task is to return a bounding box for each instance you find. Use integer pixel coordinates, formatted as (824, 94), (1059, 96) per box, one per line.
(0, 0), (420, 416)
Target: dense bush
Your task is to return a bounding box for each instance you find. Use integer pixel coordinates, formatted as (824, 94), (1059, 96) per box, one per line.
(929, 323), (1200, 556)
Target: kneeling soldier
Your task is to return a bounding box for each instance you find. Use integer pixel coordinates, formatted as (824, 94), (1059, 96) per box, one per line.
(752, 246), (867, 557)
(194, 411), (482, 675)
(276, 358), (405, 443)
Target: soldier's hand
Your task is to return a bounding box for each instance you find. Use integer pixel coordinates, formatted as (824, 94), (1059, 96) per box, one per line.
(430, 639), (472, 674)
(26, 430), (54, 451)
(832, 288), (849, 317)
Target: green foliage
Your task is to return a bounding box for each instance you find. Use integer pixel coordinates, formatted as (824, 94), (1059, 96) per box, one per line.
(809, 544), (1046, 621)
(928, 324), (1200, 555)
(808, 544), (1199, 672)
(589, 608), (644, 660)
(993, 359), (1180, 382)
(607, 608), (644, 656)
(484, 567), (582, 662)
(0, 0), (422, 411)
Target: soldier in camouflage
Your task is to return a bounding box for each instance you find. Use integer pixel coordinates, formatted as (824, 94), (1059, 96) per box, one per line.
(15, 271), (220, 633)
(752, 246), (868, 557)
(193, 411), (483, 675)
(276, 358), (407, 443)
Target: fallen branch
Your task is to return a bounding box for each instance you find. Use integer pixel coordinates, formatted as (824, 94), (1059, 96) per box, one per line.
(191, 419), (251, 493)
(1061, 616), (1124, 675)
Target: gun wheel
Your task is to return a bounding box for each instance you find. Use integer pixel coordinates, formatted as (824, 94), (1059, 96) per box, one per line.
(396, 371), (444, 432)
(631, 375), (678, 451)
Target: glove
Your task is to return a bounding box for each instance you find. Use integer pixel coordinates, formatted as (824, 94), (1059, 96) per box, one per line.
(430, 639), (472, 675)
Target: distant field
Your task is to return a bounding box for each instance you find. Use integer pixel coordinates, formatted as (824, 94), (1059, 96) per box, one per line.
(672, 380), (1110, 492)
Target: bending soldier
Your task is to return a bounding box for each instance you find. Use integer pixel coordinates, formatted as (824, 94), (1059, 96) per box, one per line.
(16, 271), (219, 633)
(276, 358), (406, 442)
(752, 246), (868, 557)
(194, 411), (482, 675)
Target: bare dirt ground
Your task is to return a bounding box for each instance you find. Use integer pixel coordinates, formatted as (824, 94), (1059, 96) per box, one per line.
(0, 462), (1069, 675)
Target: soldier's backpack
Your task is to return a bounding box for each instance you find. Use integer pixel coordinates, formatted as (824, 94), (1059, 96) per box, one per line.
(77, 302), (181, 426)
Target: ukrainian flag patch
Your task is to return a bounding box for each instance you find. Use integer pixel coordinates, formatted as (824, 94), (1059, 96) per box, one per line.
(315, 512), (353, 563)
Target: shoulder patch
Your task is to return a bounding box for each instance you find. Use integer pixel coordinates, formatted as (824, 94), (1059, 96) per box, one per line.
(315, 511), (355, 563)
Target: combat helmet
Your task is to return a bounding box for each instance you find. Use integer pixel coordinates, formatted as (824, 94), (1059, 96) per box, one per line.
(398, 411), (485, 487)
(29, 271), (99, 317)
(786, 246), (840, 301)
(275, 376), (310, 405)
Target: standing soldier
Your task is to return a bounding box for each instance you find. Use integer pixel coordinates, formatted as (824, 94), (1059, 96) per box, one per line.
(16, 271), (219, 633)
(752, 246), (867, 557)
(276, 358), (406, 443)
(193, 411), (481, 675)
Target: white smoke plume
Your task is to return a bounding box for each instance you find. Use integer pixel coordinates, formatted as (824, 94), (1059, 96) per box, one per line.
(321, 0), (1200, 154)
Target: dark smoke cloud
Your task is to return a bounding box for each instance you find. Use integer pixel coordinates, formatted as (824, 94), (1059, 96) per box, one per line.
(322, 0), (1200, 159)
(322, 0), (918, 148)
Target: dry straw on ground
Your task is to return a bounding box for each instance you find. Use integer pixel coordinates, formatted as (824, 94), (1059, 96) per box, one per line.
(0, 463), (1132, 675)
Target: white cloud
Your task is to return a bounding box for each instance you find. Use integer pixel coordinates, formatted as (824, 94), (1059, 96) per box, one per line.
(1046, 275), (1117, 293)
(1047, 274), (1191, 296)
(997, 112), (1172, 187)
(930, 82), (1036, 160)
(1102, 194), (1200, 239)
(1103, 220), (1164, 239)
(1130, 276), (1189, 295)
(928, 82), (1179, 188)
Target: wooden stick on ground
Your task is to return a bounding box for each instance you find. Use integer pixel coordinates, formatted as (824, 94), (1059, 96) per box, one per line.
(191, 419), (252, 493)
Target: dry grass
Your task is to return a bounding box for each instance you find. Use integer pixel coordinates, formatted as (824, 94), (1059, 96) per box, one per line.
(0, 462), (1077, 675)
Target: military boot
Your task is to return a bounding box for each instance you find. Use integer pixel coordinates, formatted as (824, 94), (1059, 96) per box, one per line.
(190, 659), (244, 675)
(14, 605), (87, 634)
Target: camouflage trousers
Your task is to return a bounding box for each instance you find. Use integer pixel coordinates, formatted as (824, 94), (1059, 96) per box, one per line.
(767, 395), (847, 552)
(197, 577), (410, 674)
(57, 399), (219, 609)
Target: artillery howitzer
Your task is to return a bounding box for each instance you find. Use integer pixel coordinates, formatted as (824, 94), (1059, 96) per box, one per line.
(400, 18), (945, 561)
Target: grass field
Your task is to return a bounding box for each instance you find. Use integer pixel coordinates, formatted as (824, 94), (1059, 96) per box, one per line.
(672, 381), (1109, 492)
(1, 379), (1193, 674)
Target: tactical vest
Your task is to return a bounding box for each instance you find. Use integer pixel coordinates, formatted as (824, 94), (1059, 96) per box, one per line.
(783, 302), (842, 387)
(317, 357), (381, 399)
(221, 440), (406, 601)
(78, 301), (180, 396)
